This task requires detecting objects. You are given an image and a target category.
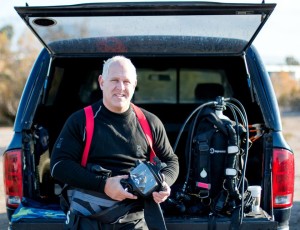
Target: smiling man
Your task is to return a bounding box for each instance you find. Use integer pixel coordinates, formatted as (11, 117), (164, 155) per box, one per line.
(99, 56), (137, 113)
(50, 56), (179, 230)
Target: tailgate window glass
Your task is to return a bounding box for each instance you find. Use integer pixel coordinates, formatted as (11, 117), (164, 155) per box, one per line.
(135, 69), (177, 103)
(134, 68), (231, 104)
(180, 69), (225, 103)
(46, 67), (64, 105)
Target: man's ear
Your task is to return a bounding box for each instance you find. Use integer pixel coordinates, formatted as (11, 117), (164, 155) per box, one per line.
(98, 75), (104, 90)
(133, 80), (137, 88)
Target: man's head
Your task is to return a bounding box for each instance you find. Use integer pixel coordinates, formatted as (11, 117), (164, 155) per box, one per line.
(99, 56), (137, 113)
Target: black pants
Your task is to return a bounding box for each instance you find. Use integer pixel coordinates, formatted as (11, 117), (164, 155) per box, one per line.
(65, 211), (148, 230)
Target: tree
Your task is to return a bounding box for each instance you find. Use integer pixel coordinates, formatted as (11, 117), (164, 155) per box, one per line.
(285, 56), (299, 66)
(270, 71), (300, 110)
(0, 25), (15, 124)
(0, 25), (41, 125)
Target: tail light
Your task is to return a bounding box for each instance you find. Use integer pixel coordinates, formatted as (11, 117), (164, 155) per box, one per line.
(272, 148), (294, 208)
(3, 149), (23, 208)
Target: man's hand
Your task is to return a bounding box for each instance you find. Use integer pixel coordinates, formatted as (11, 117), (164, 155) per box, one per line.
(152, 181), (171, 204)
(104, 175), (138, 201)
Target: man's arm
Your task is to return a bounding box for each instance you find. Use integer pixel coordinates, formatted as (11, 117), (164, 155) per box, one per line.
(50, 110), (107, 193)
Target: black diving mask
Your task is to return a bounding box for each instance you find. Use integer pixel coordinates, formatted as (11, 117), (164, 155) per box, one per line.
(121, 157), (166, 197)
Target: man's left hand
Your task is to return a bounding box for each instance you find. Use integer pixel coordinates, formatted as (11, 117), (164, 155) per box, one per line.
(152, 181), (170, 204)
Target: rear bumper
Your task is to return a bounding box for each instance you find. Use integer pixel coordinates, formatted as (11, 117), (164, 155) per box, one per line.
(10, 219), (278, 230)
(10, 210), (277, 230)
(165, 217), (277, 230)
(11, 222), (64, 230)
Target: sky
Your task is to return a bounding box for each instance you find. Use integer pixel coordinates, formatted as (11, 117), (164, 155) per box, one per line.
(0, 0), (299, 65)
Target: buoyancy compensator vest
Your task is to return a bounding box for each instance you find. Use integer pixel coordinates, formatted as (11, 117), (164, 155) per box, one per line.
(163, 97), (253, 227)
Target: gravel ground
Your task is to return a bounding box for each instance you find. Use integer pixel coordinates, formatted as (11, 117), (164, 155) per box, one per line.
(0, 113), (299, 229)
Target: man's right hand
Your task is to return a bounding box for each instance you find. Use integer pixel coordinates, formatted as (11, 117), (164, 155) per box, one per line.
(104, 175), (138, 201)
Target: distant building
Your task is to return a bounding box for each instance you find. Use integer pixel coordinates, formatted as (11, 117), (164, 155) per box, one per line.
(266, 64), (300, 81)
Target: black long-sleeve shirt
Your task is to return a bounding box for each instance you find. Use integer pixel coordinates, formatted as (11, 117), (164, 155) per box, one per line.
(50, 100), (179, 193)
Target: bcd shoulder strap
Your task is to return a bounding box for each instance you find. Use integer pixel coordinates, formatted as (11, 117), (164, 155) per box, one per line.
(81, 106), (94, 167)
(131, 103), (157, 163)
(81, 104), (156, 167)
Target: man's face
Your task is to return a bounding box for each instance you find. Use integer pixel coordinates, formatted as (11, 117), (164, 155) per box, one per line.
(99, 60), (137, 113)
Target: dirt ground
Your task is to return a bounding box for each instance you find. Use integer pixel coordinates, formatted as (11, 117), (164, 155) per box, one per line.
(0, 113), (299, 229)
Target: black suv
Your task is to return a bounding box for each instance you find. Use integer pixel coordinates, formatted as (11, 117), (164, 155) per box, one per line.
(2, 1), (294, 230)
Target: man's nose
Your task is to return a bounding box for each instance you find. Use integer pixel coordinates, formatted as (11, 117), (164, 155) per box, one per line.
(116, 81), (125, 89)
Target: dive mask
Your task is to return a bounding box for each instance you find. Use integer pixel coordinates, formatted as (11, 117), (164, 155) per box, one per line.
(121, 157), (166, 197)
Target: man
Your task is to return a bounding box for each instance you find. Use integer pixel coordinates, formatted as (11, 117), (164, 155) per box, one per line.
(50, 56), (179, 229)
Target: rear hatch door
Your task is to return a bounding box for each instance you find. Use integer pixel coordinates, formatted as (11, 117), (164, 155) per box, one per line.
(14, 1), (276, 56)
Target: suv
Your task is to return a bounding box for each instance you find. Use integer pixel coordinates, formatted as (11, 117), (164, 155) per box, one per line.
(2, 1), (294, 230)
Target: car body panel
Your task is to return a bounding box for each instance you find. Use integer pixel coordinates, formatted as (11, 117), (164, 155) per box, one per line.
(13, 49), (51, 132)
(246, 46), (282, 131)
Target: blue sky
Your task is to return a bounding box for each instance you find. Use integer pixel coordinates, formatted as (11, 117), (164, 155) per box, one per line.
(1, 0), (299, 64)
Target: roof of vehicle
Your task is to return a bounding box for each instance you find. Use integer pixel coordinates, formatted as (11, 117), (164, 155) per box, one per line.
(15, 1), (276, 56)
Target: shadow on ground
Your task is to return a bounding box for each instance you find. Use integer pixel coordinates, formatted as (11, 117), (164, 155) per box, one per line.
(290, 201), (300, 230)
(0, 212), (8, 230)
